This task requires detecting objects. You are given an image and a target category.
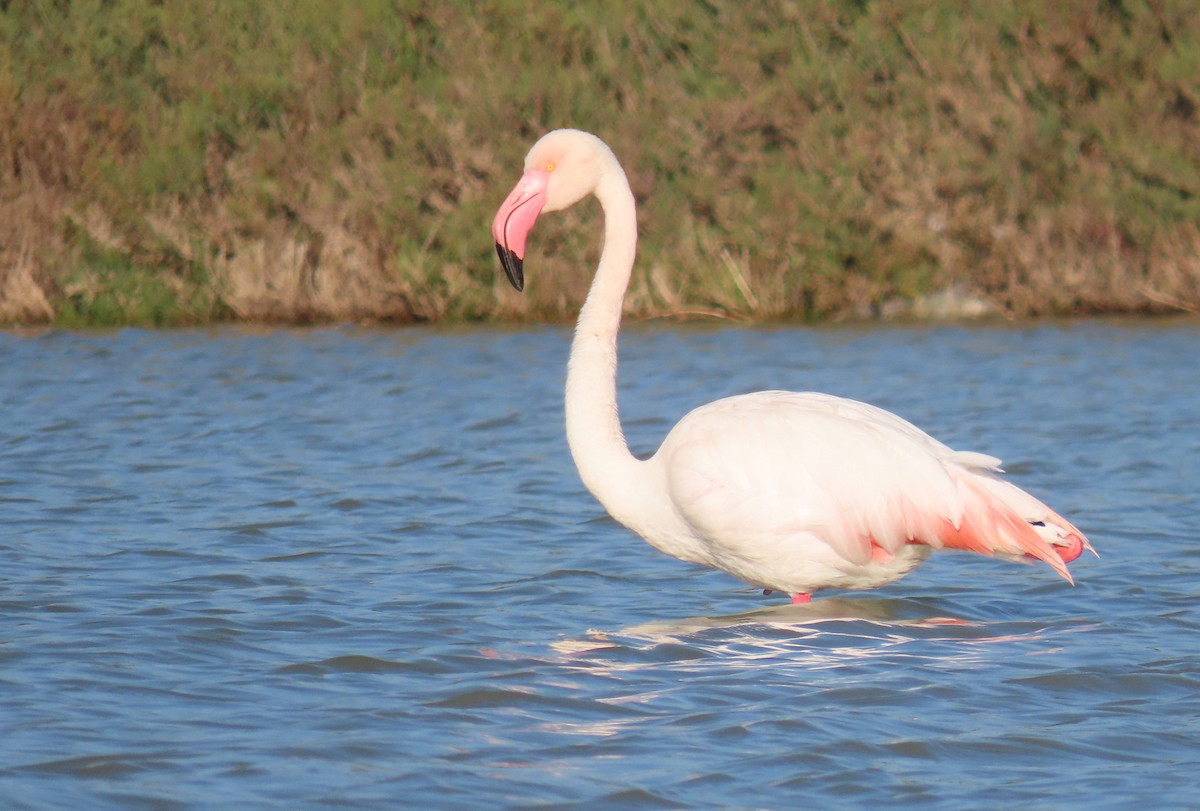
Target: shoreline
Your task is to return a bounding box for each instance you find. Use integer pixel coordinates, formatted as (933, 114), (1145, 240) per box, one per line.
(3, 2), (1198, 328)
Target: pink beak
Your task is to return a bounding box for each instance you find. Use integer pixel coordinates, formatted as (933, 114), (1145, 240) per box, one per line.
(491, 170), (549, 292)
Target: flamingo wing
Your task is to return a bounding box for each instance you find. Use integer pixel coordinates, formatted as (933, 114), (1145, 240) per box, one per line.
(654, 391), (1087, 592)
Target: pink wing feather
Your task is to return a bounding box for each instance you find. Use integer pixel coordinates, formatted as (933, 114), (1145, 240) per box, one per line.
(658, 390), (1090, 588)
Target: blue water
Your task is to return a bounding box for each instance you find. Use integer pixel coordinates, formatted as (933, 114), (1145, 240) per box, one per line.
(1, 320), (1198, 809)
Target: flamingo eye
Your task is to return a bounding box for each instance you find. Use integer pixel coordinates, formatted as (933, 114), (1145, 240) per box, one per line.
(546, 162), (556, 172)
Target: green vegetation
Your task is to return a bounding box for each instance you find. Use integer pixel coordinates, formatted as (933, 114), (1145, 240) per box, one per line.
(1, 0), (1198, 326)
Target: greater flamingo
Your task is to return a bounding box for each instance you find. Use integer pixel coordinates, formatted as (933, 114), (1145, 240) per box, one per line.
(492, 129), (1092, 603)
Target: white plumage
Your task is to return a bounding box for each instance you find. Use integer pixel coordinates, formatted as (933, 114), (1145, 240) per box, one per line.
(493, 129), (1092, 603)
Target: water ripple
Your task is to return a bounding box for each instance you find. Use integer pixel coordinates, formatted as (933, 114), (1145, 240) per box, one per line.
(1, 322), (1198, 809)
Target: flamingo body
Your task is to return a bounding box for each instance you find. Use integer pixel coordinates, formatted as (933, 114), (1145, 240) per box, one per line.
(493, 129), (1092, 602)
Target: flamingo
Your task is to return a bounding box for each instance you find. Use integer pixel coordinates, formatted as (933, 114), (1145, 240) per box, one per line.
(492, 129), (1092, 604)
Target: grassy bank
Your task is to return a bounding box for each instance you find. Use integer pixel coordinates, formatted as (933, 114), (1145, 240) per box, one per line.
(2, 0), (1198, 326)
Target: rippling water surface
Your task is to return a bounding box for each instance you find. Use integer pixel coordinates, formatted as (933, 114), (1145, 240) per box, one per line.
(2, 320), (1198, 809)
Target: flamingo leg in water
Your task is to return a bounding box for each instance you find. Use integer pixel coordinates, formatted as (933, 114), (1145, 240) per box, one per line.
(764, 589), (813, 604)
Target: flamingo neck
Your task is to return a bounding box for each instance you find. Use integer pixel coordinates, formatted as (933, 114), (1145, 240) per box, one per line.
(564, 168), (646, 526)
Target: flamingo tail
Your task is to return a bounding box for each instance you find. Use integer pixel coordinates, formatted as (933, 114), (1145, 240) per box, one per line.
(928, 475), (1094, 584)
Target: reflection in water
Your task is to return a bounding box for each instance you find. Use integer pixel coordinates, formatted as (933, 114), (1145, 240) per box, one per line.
(553, 597), (1098, 672)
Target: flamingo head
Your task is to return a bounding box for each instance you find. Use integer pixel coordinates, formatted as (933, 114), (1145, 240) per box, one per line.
(492, 129), (615, 292)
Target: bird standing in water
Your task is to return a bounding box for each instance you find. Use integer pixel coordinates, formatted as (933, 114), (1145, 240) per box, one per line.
(492, 129), (1092, 603)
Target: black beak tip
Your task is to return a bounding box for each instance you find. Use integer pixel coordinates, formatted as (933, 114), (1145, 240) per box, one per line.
(496, 243), (525, 292)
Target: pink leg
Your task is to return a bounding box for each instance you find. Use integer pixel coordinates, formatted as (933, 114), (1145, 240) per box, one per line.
(1056, 532), (1087, 563)
(790, 593), (812, 604)
(1023, 532), (1086, 564)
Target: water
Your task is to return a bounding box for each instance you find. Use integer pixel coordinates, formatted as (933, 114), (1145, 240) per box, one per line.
(1, 320), (1197, 809)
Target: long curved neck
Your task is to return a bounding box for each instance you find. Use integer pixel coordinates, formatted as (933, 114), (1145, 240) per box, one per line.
(564, 166), (647, 525)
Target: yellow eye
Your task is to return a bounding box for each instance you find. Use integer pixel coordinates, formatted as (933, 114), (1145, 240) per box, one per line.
(546, 161), (556, 172)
